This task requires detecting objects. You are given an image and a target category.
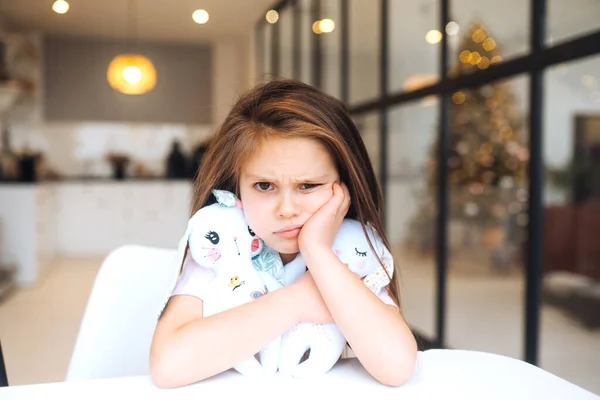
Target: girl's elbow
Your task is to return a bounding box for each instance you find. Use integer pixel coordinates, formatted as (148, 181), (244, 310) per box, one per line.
(379, 346), (418, 387)
(150, 353), (178, 389)
(378, 362), (416, 387)
(379, 367), (414, 387)
(149, 344), (187, 389)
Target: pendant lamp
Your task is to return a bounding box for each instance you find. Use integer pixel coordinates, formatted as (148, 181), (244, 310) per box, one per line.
(107, 0), (156, 95)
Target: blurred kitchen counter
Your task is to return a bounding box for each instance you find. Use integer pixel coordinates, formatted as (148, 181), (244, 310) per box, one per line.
(0, 180), (193, 287)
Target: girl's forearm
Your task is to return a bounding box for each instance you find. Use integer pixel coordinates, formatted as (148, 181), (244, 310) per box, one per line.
(151, 286), (299, 388)
(303, 247), (418, 387)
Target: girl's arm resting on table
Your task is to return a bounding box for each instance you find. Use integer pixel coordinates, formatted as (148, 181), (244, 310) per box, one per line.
(303, 247), (418, 387)
(149, 285), (299, 389)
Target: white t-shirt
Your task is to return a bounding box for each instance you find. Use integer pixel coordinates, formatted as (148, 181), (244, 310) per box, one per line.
(171, 253), (398, 308)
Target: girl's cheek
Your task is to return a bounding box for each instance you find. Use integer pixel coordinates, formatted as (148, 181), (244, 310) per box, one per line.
(307, 190), (333, 211)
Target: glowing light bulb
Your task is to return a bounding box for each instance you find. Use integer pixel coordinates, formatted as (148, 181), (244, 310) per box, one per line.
(52, 0), (70, 14)
(192, 9), (209, 24)
(426, 30), (442, 44)
(446, 21), (459, 35)
(266, 10), (279, 24)
(122, 66), (142, 84)
(319, 18), (335, 33)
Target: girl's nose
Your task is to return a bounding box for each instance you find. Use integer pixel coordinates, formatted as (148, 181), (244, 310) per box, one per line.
(276, 193), (300, 219)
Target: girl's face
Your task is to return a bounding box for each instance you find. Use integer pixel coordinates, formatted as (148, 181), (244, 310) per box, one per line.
(239, 137), (340, 264)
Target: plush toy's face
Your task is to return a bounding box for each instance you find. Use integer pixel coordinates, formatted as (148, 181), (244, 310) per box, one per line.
(332, 219), (384, 278)
(186, 202), (264, 271)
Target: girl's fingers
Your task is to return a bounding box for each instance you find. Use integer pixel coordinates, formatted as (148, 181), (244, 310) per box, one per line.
(338, 182), (351, 217)
(328, 182), (345, 215)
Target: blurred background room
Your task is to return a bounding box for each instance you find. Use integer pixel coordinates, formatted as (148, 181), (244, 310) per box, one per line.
(0, 0), (598, 395)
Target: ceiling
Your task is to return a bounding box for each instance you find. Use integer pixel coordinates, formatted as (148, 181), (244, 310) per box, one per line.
(0, 0), (277, 44)
(1, 0), (598, 49)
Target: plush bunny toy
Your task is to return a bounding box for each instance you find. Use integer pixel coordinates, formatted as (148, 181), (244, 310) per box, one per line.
(176, 189), (283, 377)
(277, 218), (394, 378)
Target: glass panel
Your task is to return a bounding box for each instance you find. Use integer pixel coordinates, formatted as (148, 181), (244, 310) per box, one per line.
(389, 0), (440, 94)
(261, 23), (272, 79)
(449, 0), (529, 75)
(321, 0), (341, 99)
(542, 55), (600, 395)
(353, 112), (380, 179)
(300, 0), (313, 85)
(443, 75), (529, 358)
(348, 0), (379, 104)
(547, 0), (600, 46)
(279, 6), (294, 79)
(388, 99), (440, 343)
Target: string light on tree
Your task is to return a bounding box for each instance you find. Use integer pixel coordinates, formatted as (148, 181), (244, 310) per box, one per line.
(472, 28), (486, 43)
(478, 56), (491, 69)
(482, 37), (497, 51)
(470, 51), (482, 65)
(491, 55), (503, 64)
(452, 92), (466, 104)
(459, 50), (471, 63)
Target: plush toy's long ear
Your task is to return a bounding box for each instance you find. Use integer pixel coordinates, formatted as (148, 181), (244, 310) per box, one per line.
(361, 227), (394, 294)
(176, 217), (194, 274)
(377, 239), (394, 277)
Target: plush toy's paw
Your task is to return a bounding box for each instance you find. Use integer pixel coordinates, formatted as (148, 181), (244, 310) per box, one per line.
(291, 356), (338, 378)
(289, 327), (346, 378)
(277, 361), (295, 378)
(234, 357), (265, 377)
(278, 333), (309, 378)
(259, 336), (281, 375)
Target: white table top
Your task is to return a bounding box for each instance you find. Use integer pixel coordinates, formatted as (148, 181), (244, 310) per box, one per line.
(1, 349), (598, 399)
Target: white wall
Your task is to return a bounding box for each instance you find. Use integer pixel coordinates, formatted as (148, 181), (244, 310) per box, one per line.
(211, 39), (248, 130)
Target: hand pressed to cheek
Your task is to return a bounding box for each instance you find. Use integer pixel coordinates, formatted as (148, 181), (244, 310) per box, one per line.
(298, 182), (351, 255)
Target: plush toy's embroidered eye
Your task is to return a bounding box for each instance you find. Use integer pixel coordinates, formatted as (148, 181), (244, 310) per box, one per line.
(205, 231), (220, 244)
(355, 248), (367, 257)
(248, 226), (256, 237)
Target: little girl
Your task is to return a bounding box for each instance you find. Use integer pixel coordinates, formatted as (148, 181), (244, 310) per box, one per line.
(150, 79), (418, 388)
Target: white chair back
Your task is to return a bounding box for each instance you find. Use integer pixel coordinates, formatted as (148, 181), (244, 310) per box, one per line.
(65, 245), (179, 381)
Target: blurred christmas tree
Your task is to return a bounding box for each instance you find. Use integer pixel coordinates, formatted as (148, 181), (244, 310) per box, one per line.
(408, 22), (530, 265)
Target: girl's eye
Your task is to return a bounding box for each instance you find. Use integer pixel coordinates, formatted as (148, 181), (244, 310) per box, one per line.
(300, 183), (320, 190)
(205, 231), (220, 244)
(248, 226), (256, 236)
(355, 248), (367, 257)
(254, 182), (272, 191)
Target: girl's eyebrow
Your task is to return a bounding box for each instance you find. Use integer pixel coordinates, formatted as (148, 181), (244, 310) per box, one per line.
(243, 174), (272, 181)
(244, 174), (330, 183)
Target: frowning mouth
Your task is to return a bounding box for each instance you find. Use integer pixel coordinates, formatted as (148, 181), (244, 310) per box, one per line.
(275, 225), (303, 239)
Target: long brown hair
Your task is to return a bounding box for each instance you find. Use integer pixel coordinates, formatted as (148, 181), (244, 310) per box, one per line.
(190, 79), (401, 307)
